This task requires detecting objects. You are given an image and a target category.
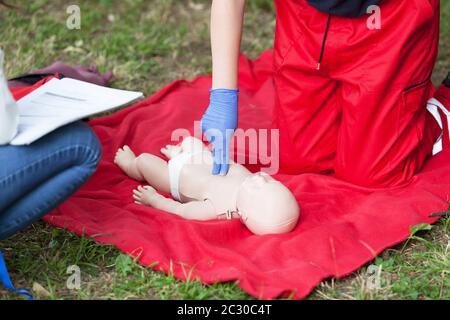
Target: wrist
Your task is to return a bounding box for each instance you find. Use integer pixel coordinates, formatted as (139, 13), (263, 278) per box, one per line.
(209, 88), (239, 112)
(210, 88), (239, 94)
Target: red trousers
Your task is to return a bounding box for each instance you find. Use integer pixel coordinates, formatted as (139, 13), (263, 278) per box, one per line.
(273, 0), (442, 187)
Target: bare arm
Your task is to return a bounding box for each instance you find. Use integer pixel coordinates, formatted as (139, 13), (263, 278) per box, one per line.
(210, 0), (246, 89)
(134, 186), (217, 220)
(151, 195), (216, 220)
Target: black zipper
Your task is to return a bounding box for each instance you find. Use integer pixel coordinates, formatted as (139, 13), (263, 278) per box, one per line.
(403, 75), (431, 92)
(317, 14), (331, 71)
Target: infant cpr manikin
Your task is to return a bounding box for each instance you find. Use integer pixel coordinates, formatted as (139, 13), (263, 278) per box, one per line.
(115, 136), (299, 235)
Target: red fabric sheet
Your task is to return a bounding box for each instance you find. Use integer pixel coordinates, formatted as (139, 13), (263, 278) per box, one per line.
(32, 51), (448, 299)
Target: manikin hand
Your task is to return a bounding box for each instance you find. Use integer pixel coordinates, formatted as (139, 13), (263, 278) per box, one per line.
(200, 88), (238, 176)
(133, 185), (158, 206)
(160, 144), (182, 159)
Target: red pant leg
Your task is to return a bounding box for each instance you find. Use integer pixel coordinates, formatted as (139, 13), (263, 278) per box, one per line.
(273, 0), (340, 174)
(273, 0), (441, 186)
(332, 0), (441, 187)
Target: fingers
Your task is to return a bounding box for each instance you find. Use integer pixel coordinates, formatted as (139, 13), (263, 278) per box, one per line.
(204, 129), (220, 175)
(211, 162), (229, 176)
(204, 129), (216, 145)
(203, 129), (233, 176)
(211, 140), (223, 175)
(211, 140), (231, 176)
(201, 123), (234, 176)
(219, 163), (229, 176)
(219, 133), (232, 176)
(160, 144), (174, 156)
(212, 162), (221, 175)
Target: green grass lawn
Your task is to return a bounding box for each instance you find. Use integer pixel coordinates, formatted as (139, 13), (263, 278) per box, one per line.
(0, 0), (449, 300)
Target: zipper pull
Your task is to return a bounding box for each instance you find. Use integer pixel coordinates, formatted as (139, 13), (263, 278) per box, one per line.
(316, 14), (331, 71)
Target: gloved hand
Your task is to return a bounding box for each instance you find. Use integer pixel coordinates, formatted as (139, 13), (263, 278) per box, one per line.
(200, 88), (239, 175)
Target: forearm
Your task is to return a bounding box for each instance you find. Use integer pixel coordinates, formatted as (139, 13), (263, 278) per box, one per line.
(210, 0), (246, 89)
(149, 194), (216, 221)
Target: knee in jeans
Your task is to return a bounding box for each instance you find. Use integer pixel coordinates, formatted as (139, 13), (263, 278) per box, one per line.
(83, 133), (101, 169)
(72, 123), (102, 170)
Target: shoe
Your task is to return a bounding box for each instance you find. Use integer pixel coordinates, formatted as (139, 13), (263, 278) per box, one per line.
(427, 72), (450, 155)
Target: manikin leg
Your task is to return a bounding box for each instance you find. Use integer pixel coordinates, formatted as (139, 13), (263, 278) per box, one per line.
(114, 145), (170, 194)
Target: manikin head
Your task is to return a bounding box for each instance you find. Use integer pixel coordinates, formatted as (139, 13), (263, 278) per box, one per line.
(236, 172), (300, 235)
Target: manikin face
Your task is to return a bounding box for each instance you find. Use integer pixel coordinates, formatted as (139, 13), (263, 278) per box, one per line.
(236, 172), (300, 235)
(241, 171), (275, 189)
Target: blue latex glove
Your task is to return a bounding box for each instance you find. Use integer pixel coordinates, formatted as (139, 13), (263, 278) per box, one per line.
(200, 88), (239, 175)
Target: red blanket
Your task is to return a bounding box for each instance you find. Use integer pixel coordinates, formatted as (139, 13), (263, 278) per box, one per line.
(23, 51), (448, 299)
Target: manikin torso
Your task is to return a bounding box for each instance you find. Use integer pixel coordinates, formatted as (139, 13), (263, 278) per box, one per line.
(175, 146), (251, 216)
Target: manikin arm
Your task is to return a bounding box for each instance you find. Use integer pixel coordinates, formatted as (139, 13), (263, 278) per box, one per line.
(134, 185), (217, 220)
(180, 136), (209, 154)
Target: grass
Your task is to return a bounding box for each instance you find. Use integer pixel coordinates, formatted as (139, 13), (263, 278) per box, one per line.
(0, 0), (449, 300)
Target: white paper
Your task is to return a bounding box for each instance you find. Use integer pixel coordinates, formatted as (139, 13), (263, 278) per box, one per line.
(10, 78), (143, 145)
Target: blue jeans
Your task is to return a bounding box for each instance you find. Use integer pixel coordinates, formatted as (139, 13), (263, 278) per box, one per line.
(0, 122), (101, 240)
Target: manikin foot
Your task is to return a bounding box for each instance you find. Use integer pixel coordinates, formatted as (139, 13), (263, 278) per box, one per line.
(114, 145), (143, 180)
